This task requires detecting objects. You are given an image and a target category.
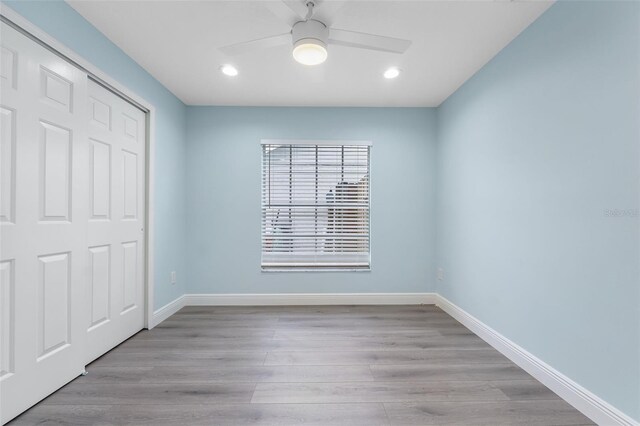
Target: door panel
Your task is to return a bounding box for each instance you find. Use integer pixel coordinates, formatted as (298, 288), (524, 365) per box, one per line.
(85, 80), (145, 364)
(0, 106), (15, 223)
(39, 121), (72, 221)
(37, 252), (71, 359)
(89, 138), (111, 219)
(0, 22), (88, 424)
(0, 260), (14, 379)
(88, 245), (110, 330)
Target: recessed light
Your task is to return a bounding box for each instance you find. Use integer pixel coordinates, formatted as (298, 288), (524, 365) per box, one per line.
(220, 64), (238, 77)
(383, 67), (401, 79)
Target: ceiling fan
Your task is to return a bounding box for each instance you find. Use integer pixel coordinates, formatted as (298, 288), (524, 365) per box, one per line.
(219, 0), (412, 66)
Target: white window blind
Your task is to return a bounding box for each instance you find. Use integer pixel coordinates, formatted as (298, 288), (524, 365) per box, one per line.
(261, 140), (371, 270)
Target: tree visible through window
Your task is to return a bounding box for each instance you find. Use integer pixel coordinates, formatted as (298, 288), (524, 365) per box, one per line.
(261, 140), (371, 270)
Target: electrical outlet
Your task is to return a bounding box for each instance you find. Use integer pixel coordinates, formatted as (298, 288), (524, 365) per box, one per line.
(170, 271), (177, 285)
(437, 267), (444, 281)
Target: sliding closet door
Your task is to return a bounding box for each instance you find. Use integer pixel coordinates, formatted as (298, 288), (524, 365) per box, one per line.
(85, 80), (145, 363)
(0, 23), (88, 423)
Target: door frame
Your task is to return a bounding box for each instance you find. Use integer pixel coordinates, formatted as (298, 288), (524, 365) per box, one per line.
(0, 4), (157, 330)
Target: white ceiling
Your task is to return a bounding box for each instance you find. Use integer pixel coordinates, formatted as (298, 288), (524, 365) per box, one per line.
(67, 0), (553, 107)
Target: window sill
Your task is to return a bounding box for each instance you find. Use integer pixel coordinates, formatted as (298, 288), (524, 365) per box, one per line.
(261, 267), (371, 273)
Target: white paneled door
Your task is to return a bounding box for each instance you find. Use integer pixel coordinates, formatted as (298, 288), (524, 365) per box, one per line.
(0, 22), (147, 423)
(85, 80), (145, 363)
(0, 22), (89, 423)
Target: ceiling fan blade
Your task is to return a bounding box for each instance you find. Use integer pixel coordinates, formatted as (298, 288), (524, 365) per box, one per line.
(328, 28), (411, 54)
(219, 33), (291, 56)
(283, 0), (311, 19)
(263, 0), (307, 26)
(311, 0), (345, 27)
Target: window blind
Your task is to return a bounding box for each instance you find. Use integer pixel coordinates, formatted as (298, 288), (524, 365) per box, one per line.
(261, 140), (371, 270)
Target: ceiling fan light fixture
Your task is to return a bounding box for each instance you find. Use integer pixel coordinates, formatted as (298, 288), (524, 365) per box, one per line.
(384, 67), (401, 79)
(292, 39), (327, 66)
(291, 19), (329, 66)
(220, 64), (238, 76)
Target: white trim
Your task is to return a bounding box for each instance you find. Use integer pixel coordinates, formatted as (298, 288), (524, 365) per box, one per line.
(145, 102), (156, 329)
(184, 292), (436, 306)
(261, 268), (371, 272)
(151, 295), (186, 328)
(261, 139), (373, 146)
(149, 293), (435, 327)
(436, 295), (639, 426)
(0, 5), (158, 329)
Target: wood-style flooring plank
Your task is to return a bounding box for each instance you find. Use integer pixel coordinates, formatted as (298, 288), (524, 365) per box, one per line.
(383, 401), (593, 425)
(115, 334), (489, 353)
(264, 348), (513, 366)
(133, 328), (277, 340)
(89, 350), (269, 367)
(274, 326), (474, 338)
(370, 363), (532, 382)
(271, 329), (446, 340)
(251, 381), (509, 403)
(156, 318), (281, 329)
(11, 403), (390, 426)
(40, 383), (256, 405)
(80, 365), (374, 384)
(492, 379), (566, 401)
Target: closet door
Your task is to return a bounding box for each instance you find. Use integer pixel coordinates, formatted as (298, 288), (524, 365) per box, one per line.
(0, 22), (88, 423)
(85, 80), (145, 363)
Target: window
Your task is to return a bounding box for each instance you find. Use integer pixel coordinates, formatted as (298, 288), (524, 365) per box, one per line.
(261, 140), (371, 270)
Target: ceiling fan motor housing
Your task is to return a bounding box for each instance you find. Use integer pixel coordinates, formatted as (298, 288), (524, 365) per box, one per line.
(292, 19), (329, 50)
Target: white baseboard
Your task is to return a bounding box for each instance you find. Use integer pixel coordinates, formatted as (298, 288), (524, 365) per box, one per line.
(436, 295), (638, 426)
(151, 292), (435, 327)
(150, 295), (186, 329)
(184, 292), (437, 306)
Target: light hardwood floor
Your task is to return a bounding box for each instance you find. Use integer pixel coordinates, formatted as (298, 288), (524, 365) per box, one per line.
(10, 305), (593, 425)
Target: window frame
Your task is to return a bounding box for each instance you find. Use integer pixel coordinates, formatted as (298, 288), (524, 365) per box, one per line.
(260, 139), (372, 272)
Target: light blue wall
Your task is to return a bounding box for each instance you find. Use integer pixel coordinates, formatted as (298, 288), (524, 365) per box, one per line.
(436, 1), (639, 421)
(186, 107), (437, 294)
(3, 0), (188, 309)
